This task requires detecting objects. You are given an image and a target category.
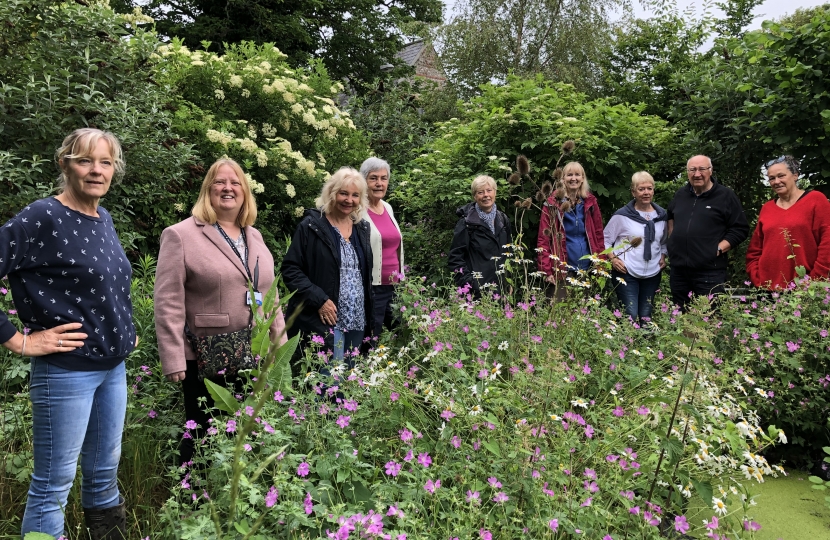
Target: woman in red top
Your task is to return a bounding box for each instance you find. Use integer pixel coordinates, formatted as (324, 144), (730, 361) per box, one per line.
(537, 162), (605, 287)
(746, 155), (830, 289)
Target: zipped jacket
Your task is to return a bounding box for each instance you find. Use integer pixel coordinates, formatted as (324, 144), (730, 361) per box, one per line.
(666, 181), (749, 270)
(536, 194), (605, 280)
(447, 203), (512, 294)
(281, 209), (373, 343)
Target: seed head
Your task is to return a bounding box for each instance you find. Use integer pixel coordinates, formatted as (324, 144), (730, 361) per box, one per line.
(630, 236), (643, 248)
(508, 172), (521, 185)
(561, 140), (576, 155)
(516, 155), (530, 176)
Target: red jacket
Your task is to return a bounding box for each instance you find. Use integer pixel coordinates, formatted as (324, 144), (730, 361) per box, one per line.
(746, 190), (830, 289)
(537, 193), (605, 279)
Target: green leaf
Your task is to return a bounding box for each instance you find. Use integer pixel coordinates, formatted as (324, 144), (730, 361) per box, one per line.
(482, 440), (502, 458)
(252, 313), (277, 358)
(204, 378), (239, 414)
(809, 475), (825, 484)
(24, 534), (55, 540)
(691, 478), (713, 506)
(233, 519), (251, 534)
(268, 334), (299, 392)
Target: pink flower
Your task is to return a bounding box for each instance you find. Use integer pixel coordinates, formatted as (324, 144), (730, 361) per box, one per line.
(629, 506), (640, 515)
(304, 492), (313, 515)
(265, 486), (278, 507)
(637, 406), (650, 415)
(336, 415), (350, 428)
(479, 529), (492, 540)
(675, 515), (690, 534)
(584, 468), (597, 479)
(417, 453), (432, 468)
(147, 410), (157, 419)
(584, 425), (594, 438)
(743, 520), (761, 531)
(297, 462), (310, 477)
(399, 429), (414, 443)
(466, 490), (480, 503)
(549, 519), (559, 531)
(424, 479), (440, 494)
(644, 511), (659, 526)
(226, 420), (236, 433)
(487, 477), (502, 488)
(390, 392), (400, 402)
(451, 435), (461, 448)
(385, 461), (402, 476)
(492, 492), (509, 503)
(612, 406), (624, 417)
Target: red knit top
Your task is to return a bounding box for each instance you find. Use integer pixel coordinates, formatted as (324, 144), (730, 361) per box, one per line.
(746, 190), (830, 289)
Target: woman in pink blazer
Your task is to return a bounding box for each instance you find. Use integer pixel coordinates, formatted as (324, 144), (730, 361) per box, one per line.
(154, 158), (287, 465)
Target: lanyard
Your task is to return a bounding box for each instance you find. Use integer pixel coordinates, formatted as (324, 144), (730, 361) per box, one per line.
(215, 224), (259, 291)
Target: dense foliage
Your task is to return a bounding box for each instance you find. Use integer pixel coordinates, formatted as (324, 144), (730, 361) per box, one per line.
(134, 0), (443, 86)
(0, 0), (196, 254)
(390, 76), (683, 279)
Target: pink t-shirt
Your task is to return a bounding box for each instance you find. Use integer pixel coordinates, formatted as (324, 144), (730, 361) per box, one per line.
(368, 207), (402, 284)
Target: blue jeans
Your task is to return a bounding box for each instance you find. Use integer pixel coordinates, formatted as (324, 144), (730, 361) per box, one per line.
(612, 270), (662, 321)
(22, 358), (127, 537)
(333, 328), (364, 363)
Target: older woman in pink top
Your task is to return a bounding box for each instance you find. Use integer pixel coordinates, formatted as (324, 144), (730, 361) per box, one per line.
(361, 158), (405, 338)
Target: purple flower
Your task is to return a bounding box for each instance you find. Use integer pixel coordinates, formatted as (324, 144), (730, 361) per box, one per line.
(612, 406), (624, 417)
(549, 519), (559, 531)
(385, 460), (402, 476)
(404, 450), (414, 462)
(675, 515), (690, 534)
(743, 520), (761, 531)
(466, 490), (480, 503)
(424, 479), (440, 494)
(336, 415), (350, 428)
(637, 406), (650, 415)
(479, 529), (492, 540)
(297, 462), (310, 477)
(185, 420), (198, 430)
(584, 468), (596, 479)
(244, 444), (252, 452)
(492, 492), (509, 503)
(399, 429), (414, 443)
(147, 410), (157, 419)
(585, 425), (594, 438)
(451, 435), (461, 448)
(226, 420), (236, 433)
(629, 506), (640, 515)
(644, 511), (659, 526)
(487, 476), (502, 488)
(480, 341), (490, 350)
(417, 453), (432, 468)
(265, 486), (278, 508)
(583, 480), (598, 493)
(390, 392), (400, 402)
(440, 409), (456, 420)
(304, 492), (313, 515)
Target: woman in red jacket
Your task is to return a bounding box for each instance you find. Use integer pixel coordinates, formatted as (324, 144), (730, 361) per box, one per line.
(537, 161), (605, 288)
(746, 155), (830, 289)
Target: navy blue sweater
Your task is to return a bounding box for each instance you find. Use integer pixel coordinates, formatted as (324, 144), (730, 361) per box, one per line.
(0, 197), (135, 370)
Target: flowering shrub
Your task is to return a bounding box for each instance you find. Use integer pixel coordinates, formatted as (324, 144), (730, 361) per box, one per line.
(152, 41), (370, 250)
(159, 255), (784, 539)
(714, 278), (830, 470)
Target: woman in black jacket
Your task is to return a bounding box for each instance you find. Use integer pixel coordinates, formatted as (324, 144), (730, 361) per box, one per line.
(447, 175), (513, 297)
(281, 167), (373, 366)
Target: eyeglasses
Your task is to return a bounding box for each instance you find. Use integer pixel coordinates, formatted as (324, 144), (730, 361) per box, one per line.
(765, 156), (787, 168)
(687, 167), (712, 174)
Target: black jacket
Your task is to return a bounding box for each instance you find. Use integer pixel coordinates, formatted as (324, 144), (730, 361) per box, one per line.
(667, 181), (750, 270)
(447, 203), (512, 294)
(281, 209), (373, 346)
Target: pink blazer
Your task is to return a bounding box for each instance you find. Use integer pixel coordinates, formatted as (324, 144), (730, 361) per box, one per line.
(154, 217), (287, 376)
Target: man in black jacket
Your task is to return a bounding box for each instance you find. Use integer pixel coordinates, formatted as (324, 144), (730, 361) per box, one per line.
(667, 155), (750, 310)
(447, 175), (513, 297)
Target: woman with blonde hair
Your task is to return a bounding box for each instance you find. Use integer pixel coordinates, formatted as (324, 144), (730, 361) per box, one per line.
(604, 171), (668, 321)
(281, 167), (373, 363)
(537, 161), (605, 284)
(155, 158), (287, 465)
(447, 175), (513, 296)
(0, 128), (135, 538)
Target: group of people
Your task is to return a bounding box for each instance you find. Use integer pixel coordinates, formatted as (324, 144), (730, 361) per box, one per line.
(449, 154), (830, 320)
(1, 127), (829, 539)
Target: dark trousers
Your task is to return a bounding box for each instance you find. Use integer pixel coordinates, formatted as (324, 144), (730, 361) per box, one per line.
(612, 270), (662, 321)
(669, 266), (727, 312)
(371, 284), (397, 338)
(179, 359), (242, 466)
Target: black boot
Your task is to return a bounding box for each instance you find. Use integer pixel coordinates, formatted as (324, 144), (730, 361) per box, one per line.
(84, 495), (126, 540)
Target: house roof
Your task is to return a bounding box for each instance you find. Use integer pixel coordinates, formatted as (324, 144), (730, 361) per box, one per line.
(396, 40), (426, 67)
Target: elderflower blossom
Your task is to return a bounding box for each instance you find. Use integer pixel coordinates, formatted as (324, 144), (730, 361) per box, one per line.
(229, 75), (243, 87)
(285, 184), (296, 198)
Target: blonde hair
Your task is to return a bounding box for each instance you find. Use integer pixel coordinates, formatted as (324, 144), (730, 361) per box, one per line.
(56, 128), (124, 191)
(191, 158), (257, 227)
(561, 161), (591, 199)
(470, 175), (497, 197)
(315, 167), (368, 220)
(630, 171), (655, 191)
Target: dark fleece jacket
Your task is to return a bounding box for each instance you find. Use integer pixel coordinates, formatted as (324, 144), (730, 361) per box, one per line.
(447, 203), (512, 295)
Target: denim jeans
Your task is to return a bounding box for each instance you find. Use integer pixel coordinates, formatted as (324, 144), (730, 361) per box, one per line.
(22, 358), (127, 537)
(333, 328), (365, 363)
(612, 270), (662, 321)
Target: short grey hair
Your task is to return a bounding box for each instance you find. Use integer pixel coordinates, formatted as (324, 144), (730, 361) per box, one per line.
(360, 157), (391, 180)
(470, 175), (497, 197)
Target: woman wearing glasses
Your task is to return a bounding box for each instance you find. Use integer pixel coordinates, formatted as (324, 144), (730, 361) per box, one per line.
(746, 155), (830, 289)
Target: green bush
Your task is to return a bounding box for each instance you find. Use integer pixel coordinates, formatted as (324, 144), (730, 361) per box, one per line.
(152, 41), (371, 250)
(390, 75), (684, 280)
(0, 0), (197, 254)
